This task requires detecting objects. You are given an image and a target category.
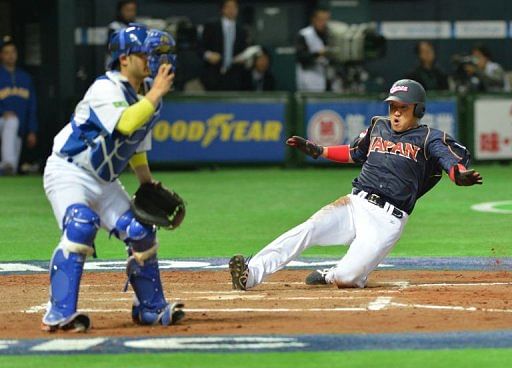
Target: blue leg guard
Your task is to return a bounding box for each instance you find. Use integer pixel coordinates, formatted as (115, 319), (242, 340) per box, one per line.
(115, 210), (158, 263)
(126, 256), (184, 326)
(42, 204), (99, 329)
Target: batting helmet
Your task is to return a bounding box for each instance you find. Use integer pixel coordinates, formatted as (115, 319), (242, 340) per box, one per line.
(384, 79), (426, 119)
(107, 23), (149, 70)
(144, 29), (177, 78)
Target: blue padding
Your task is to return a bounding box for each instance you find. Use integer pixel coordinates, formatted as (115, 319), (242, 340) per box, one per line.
(113, 210), (134, 239)
(115, 210), (156, 253)
(43, 249), (85, 325)
(127, 256), (167, 324)
(63, 204), (100, 247)
(127, 220), (156, 253)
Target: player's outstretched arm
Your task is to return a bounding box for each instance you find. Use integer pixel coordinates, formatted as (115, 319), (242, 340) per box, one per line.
(286, 136), (353, 163)
(449, 164), (483, 186)
(286, 136), (323, 158)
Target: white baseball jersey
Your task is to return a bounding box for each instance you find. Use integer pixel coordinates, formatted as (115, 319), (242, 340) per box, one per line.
(51, 71), (160, 182)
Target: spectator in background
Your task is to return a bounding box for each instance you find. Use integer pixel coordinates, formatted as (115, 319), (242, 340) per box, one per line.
(0, 36), (38, 175)
(406, 41), (448, 91)
(107, 0), (137, 39)
(241, 47), (275, 91)
(296, 7), (332, 92)
(463, 44), (509, 92)
(200, 0), (250, 91)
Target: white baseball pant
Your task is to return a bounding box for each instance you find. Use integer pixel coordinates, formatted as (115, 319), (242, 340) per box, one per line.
(43, 154), (131, 231)
(246, 190), (408, 288)
(0, 115), (22, 173)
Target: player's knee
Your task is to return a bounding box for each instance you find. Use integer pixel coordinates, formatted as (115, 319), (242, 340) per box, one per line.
(115, 210), (157, 261)
(62, 204), (100, 256)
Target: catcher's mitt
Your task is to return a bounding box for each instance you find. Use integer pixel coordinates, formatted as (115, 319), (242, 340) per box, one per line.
(131, 182), (186, 230)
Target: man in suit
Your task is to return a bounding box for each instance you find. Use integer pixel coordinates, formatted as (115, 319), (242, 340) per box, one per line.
(241, 47), (276, 91)
(406, 41), (449, 91)
(200, 0), (250, 91)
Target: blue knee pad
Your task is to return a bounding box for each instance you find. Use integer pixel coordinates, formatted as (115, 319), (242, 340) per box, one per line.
(43, 204), (100, 326)
(115, 210), (156, 253)
(62, 204), (100, 253)
(126, 256), (170, 325)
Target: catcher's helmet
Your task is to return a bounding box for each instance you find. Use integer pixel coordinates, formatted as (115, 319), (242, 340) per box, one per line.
(107, 23), (149, 70)
(384, 79), (426, 119)
(144, 29), (177, 78)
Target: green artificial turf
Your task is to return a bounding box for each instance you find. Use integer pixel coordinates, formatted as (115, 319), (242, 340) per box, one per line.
(0, 349), (511, 368)
(0, 164), (510, 261)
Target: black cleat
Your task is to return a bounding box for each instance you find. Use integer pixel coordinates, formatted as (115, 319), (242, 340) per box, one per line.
(169, 302), (186, 325)
(229, 255), (251, 290)
(41, 313), (91, 333)
(305, 268), (332, 285)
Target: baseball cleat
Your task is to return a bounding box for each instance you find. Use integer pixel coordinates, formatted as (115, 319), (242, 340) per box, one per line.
(41, 313), (91, 333)
(229, 255), (250, 290)
(169, 302), (185, 325)
(305, 268), (332, 285)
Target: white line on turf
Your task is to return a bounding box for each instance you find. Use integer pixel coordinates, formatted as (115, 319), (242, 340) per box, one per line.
(79, 295), (370, 302)
(391, 302), (512, 313)
(408, 282), (512, 287)
(20, 303), (512, 314)
(367, 297), (393, 311)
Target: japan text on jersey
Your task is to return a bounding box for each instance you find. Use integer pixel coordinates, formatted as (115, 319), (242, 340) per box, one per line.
(351, 117), (470, 214)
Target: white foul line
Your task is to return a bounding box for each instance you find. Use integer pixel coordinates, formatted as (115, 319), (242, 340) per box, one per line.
(367, 297), (393, 311)
(409, 282), (512, 287)
(391, 302), (512, 313)
(20, 302), (512, 315)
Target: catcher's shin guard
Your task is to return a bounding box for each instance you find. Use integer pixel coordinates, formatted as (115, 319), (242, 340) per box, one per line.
(42, 204), (99, 331)
(126, 256), (184, 325)
(115, 210), (158, 263)
(42, 249), (88, 329)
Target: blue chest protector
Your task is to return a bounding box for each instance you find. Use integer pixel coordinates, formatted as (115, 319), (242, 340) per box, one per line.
(65, 77), (160, 182)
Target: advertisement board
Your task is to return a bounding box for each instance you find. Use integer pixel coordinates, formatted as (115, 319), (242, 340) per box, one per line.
(304, 98), (458, 163)
(474, 98), (512, 160)
(148, 100), (287, 163)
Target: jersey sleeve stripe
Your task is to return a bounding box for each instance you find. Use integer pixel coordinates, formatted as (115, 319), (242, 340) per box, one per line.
(423, 127), (431, 160)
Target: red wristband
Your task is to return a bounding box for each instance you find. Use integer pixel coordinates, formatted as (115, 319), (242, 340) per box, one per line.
(449, 163), (466, 182)
(326, 145), (350, 163)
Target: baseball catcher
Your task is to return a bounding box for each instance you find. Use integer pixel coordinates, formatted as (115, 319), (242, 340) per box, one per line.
(41, 25), (185, 332)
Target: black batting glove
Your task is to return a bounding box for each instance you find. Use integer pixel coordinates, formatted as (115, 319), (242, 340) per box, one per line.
(451, 164), (483, 186)
(286, 136), (324, 159)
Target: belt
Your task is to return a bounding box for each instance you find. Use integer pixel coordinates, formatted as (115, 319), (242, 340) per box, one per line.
(352, 189), (404, 219)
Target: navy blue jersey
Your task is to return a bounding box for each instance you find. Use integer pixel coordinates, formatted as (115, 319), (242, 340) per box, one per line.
(350, 117), (470, 214)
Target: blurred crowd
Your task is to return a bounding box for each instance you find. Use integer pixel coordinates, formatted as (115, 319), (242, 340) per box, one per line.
(106, 0), (510, 94)
(0, 0), (510, 176)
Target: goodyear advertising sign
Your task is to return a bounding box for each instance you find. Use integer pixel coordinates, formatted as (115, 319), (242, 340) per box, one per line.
(148, 100), (287, 163)
(304, 98), (458, 163)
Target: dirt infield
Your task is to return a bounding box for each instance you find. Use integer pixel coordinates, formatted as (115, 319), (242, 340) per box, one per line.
(2, 269), (511, 339)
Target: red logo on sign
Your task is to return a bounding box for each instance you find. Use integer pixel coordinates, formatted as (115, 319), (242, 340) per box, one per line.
(320, 121), (335, 136)
(480, 133), (500, 152)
